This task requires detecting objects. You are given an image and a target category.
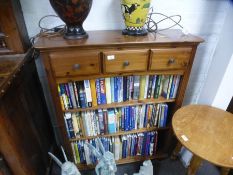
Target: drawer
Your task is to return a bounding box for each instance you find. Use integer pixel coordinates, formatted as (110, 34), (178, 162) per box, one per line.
(49, 51), (101, 77)
(150, 48), (192, 70)
(103, 50), (149, 73)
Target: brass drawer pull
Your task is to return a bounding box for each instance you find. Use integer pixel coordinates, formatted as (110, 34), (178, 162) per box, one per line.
(168, 58), (176, 65)
(123, 61), (130, 67)
(73, 64), (80, 70)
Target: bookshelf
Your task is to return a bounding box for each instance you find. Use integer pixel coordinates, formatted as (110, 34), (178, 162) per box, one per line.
(34, 29), (203, 170)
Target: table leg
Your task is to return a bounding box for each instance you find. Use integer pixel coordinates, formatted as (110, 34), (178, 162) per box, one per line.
(171, 142), (182, 160)
(187, 155), (202, 175)
(220, 168), (230, 175)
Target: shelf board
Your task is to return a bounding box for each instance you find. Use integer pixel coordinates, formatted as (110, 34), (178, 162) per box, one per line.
(69, 126), (169, 142)
(64, 97), (175, 113)
(77, 152), (168, 170)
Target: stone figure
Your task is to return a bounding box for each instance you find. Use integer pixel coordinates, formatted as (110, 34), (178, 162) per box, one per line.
(48, 147), (81, 175)
(86, 138), (117, 175)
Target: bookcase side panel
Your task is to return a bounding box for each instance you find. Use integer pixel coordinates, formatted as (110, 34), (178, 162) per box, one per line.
(39, 53), (73, 160)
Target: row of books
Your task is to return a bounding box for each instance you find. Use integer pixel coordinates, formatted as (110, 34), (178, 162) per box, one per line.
(64, 104), (168, 139)
(71, 131), (158, 165)
(58, 75), (181, 110)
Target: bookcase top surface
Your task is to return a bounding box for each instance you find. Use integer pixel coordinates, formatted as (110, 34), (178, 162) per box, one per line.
(34, 29), (204, 50)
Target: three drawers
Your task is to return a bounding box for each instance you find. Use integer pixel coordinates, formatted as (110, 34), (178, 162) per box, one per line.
(49, 48), (192, 77)
(150, 48), (192, 70)
(49, 51), (101, 77)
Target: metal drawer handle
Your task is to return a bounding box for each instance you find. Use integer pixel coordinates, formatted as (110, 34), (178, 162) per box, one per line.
(123, 61), (130, 67)
(168, 58), (176, 64)
(73, 64), (80, 70)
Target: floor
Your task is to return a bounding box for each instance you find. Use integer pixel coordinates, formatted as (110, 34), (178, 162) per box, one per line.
(51, 158), (231, 175)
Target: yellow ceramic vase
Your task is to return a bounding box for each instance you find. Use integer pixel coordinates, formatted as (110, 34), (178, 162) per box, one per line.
(121, 0), (151, 36)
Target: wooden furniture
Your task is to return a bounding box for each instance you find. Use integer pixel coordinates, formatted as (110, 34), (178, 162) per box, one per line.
(0, 0), (29, 55)
(0, 52), (54, 175)
(172, 105), (233, 175)
(34, 29), (203, 169)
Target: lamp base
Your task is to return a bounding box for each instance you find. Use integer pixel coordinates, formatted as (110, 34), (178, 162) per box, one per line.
(64, 25), (88, 40)
(122, 27), (148, 36)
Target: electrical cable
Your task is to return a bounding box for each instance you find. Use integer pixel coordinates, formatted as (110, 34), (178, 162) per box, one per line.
(30, 8), (184, 45)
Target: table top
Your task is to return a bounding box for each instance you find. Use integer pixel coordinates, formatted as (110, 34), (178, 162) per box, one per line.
(172, 105), (233, 168)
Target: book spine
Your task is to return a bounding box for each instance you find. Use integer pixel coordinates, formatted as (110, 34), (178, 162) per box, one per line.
(154, 75), (162, 99)
(90, 79), (97, 107)
(84, 80), (92, 107)
(77, 81), (87, 108)
(173, 75), (181, 98)
(98, 109), (105, 134)
(68, 82), (77, 108)
(123, 76), (128, 102)
(133, 75), (140, 100)
(100, 78), (107, 104)
(147, 75), (153, 98)
(114, 77), (118, 102)
(110, 77), (115, 103)
(64, 113), (75, 138)
(139, 75), (146, 100)
(129, 76), (134, 100)
(169, 75), (176, 99)
(105, 77), (112, 104)
(58, 85), (65, 110)
(103, 109), (108, 134)
(118, 77), (123, 102)
(108, 109), (116, 133)
(151, 75), (157, 98)
(73, 82), (81, 108)
(65, 83), (73, 109)
(126, 76), (130, 101)
(95, 79), (101, 105)
(144, 75), (149, 99)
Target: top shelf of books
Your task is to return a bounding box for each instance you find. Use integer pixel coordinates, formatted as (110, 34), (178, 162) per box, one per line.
(58, 74), (181, 112)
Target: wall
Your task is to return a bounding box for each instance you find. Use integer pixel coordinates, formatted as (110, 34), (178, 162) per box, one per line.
(198, 2), (233, 108)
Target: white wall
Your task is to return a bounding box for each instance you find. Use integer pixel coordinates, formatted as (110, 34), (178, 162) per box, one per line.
(198, 2), (233, 107)
(19, 0), (230, 105)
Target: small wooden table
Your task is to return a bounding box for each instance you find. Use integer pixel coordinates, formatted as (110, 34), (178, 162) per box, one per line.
(172, 105), (233, 175)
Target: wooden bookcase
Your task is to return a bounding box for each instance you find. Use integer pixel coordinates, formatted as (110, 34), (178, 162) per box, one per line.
(34, 30), (203, 170)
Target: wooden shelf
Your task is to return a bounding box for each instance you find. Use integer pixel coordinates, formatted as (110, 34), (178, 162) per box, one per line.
(77, 152), (168, 170)
(64, 97), (175, 113)
(69, 126), (169, 142)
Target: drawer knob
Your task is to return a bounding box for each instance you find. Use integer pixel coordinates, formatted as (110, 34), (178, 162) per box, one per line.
(123, 61), (130, 67)
(73, 64), (80, 70)
(168, 58), (176, 64)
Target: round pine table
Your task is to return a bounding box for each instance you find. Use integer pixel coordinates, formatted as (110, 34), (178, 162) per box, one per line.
(172, 105), (233, 175)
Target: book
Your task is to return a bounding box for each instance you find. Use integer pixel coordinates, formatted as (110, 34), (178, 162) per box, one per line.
(68, 82), (77, 108)
(95, 79), (101, 105)
(58, 85), (65, 110)
(139, 75), (146, 100)
(90, 79), (97, 107)
(173, 75), (181, 98)
(64, 83), (73, 109)
(105, 77), (112, 104)
(108, 109), (116, 134)
(64, 113), (75, 138)
(110, 77), (115, 103)
(133, 75), (140, 100)
(84, 80), (92, 107)
(73, 82), (81, 108)
(100, 78), (107, 104)
(147, 75), (154, 98)
(77, 81), (87, 108)
(144, 75), (149, 99)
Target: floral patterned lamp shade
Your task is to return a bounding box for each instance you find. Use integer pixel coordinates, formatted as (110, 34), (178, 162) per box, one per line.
(121, 0), (151, 36)
(49, 0), (93, 39)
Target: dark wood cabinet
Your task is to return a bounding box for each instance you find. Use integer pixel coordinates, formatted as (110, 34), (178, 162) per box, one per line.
(0, 52), (54, 175)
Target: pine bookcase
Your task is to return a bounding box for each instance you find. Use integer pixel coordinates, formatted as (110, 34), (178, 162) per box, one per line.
(34, 29), (203, 170)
